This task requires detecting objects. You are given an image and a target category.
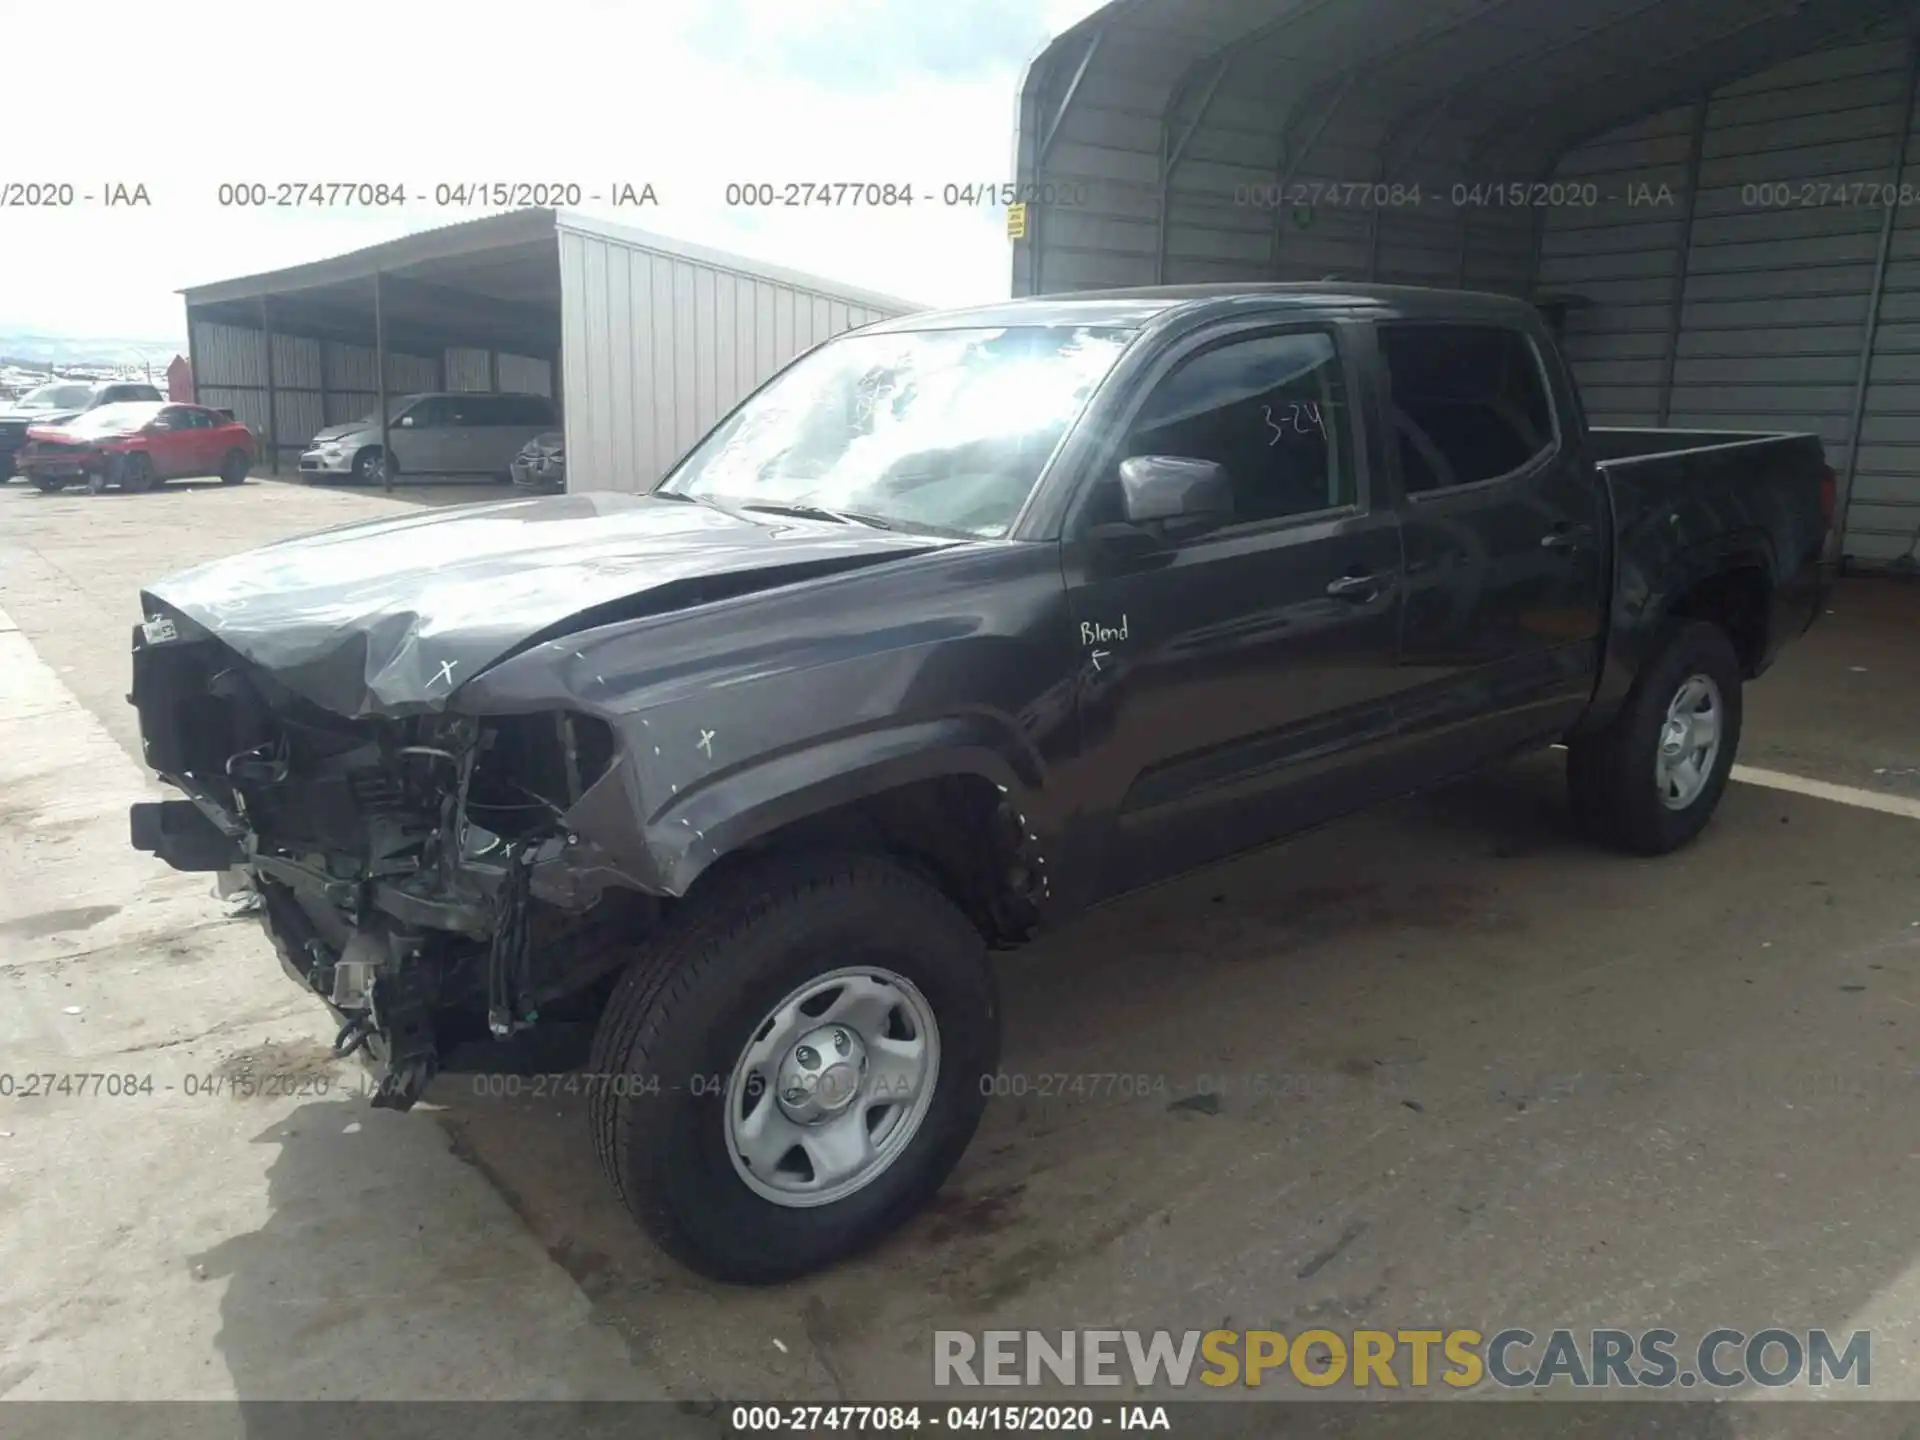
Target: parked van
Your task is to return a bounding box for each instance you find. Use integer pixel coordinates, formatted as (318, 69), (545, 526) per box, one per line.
(298, 392), (558, 484)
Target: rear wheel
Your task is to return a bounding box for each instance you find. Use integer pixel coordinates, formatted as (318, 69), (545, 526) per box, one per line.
(587, 852), (999, 1283)
(30, 476), (68, 494)
(1568, 620), (1744, 855)
(219, 449), (250, 485)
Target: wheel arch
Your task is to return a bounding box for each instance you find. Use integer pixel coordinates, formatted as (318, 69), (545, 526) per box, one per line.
(638, 719), (1052, 945)
(1577, 528), (1776, 734)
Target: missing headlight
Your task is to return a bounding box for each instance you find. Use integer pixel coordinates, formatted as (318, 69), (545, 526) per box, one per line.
(467, 712), (617, 838)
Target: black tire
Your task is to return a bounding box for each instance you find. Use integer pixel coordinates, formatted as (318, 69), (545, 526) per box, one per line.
(587, 852), (999, 1283)
(219, 449), (250, 485)
(351, 446), (392, 485)
(118, 452), (155, 494)
(1568, 620), (1743, 856)
(30, 476), (68, 494)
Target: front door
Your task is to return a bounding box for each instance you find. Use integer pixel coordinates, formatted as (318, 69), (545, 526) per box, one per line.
(1377, 321), (1608, 773)
(148, 406), (199, 478)
(1061, 322), (1410, 900)
(388, 398), (441, 474)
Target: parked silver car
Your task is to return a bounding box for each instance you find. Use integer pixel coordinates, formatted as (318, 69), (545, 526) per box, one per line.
(509, 431), (566, 492)
(299, 391), (558, 484)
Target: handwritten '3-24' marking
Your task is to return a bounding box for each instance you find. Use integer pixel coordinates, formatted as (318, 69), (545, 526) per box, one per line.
(1262, 401), (1325, 445)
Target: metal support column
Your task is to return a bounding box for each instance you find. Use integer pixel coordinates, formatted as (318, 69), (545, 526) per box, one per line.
(1030, 29), (1105, 297)
(1156, 59), (1232, 284)
(1268, 73), (1357, 277)
(374, 270), (391, 493)
(184, 306), (201, 405)
(1837, 32), (1920, 550)
(1655, 95), (1709, 426)
(488, 348), (500, 393)
(259, 295), (278, 475)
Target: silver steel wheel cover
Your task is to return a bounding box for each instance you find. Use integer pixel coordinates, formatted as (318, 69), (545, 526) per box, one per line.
(724, 966), (941, 1209)
(1655, 672), (1724, 811)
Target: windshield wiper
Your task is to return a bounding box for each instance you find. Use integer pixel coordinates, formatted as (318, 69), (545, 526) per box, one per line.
(738, 501), (902, 531)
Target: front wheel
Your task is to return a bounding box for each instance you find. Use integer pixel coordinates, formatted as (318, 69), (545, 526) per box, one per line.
(351, 446), (392, 485)
(116, 452), (156, 494)
(30, 476), (68, 493)
(1568, 620), (1744, 855)
(587, 853), (999, 1283)
(219, 449), (250, 485)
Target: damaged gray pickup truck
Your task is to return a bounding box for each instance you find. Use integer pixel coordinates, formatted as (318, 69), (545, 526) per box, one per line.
(127, 284), (1834, 1282)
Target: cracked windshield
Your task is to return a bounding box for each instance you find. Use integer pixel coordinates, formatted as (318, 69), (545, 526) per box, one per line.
(660, 325), (1134, 536)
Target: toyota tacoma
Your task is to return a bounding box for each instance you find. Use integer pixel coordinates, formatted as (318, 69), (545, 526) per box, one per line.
(125, 284), (1835, 1282)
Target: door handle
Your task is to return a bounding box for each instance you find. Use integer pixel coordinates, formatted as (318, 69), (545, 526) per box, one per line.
(1326, 572), (1383, 601)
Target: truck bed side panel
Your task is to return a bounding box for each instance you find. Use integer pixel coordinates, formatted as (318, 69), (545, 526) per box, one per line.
(1577, 433), (1829, 733)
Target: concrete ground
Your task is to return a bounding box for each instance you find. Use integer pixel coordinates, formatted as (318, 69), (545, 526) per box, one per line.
(3, 472), (1920, 1414)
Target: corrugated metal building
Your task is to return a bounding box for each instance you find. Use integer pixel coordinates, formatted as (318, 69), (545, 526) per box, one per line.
(178, 209), (921, 492)
(1011, 0), (1920, 571)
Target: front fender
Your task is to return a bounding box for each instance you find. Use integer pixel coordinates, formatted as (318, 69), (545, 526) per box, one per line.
(565, 715), (1044, 897)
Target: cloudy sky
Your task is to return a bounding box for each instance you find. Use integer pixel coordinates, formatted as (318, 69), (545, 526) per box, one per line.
(3, 0), (1106, 345)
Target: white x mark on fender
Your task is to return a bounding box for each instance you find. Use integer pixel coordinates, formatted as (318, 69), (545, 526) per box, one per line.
(432, 658), (459, 688)
(697, 728), (716, 758)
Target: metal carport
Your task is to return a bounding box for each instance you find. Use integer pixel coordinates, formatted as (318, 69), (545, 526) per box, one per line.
(178, 209), (919, 492)
(1012, 0), (1920, 570)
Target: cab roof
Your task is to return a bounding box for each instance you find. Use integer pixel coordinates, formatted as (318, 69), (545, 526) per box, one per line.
(860, 282), (1542, 335)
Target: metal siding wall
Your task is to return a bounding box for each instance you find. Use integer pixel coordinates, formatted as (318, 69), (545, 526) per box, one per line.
(387, 351), (439, 393)
(1541, 108), (1699, 424)
(495, 353), (552, 396)
(1547, 38), (1920, 562)
(558, 226), (910, 493)
(192, 321), (266, 386)
(1854, 53), (1920, 569)
(444, 347), (493, 391)
(1668, 40), (1909, 468)
(319, 341), (440, 427)
(193, 321), (269, 436)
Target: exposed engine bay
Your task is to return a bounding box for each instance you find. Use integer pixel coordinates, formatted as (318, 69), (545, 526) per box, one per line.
(129, 624), (651, 1110)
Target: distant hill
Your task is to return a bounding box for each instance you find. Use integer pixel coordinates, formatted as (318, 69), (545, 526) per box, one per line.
(0, 329), (185, 367)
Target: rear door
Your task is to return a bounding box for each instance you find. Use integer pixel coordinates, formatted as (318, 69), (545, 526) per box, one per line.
(1377, 320), (1607, 772)
(1061, 319), (1410, 898)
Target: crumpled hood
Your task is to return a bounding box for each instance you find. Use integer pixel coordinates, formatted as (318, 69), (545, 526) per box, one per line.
(142, 491), (953, 718)
(309, 421), (368, 444)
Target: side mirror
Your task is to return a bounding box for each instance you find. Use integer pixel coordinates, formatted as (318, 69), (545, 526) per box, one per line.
(398, 415), (415, 428)
(1118, 454), (1233, 529)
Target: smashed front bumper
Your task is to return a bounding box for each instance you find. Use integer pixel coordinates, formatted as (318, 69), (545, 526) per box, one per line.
(126, 620), (653, 1110)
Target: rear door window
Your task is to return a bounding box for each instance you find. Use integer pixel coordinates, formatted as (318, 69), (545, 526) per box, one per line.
(1377, 324), (1558, 494)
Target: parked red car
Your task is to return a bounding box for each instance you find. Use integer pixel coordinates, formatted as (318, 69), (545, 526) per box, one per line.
(21, 401), (256, 494)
